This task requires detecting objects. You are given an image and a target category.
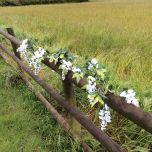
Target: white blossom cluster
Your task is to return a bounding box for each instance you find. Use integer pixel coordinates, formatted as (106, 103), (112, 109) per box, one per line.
(59, 59), (82, 80)
(72, 66), (81, 73)
(99, 104), (111, 130)
(86, 58), (112, 130)
(60, 60), (73, 80)
(29, 47), (45, 74)
(86, 58), (98, 105)
(17, 39), (45, 75)
(86, 76), (97, 105)
(17, 39), (28, 59)
(88, 58), (99, 70)
(120, 89), (139, 107)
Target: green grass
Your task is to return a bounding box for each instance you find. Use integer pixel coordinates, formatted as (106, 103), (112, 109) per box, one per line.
(0, 59), (89, 151)
(0, 1), (152, 151)
(0, 59), (48, 152)
(0, 1), (152, 95)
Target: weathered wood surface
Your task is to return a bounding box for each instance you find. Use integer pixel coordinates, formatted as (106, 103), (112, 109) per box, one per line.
(63, 73), (82, 138)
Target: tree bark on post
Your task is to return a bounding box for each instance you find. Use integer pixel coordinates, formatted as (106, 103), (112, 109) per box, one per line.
(6, 28), (21, 59)
(62, 72), (81, 138)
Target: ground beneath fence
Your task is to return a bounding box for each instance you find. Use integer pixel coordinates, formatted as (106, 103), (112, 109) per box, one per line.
(0, 58), (87, 152)
(0, 59), (50, 151)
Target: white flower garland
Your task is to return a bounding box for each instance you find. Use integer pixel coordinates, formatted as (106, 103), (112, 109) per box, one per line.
(86, 59), (111, 130)
(17, 40), (45, 74)
(17, 39), (140, 131)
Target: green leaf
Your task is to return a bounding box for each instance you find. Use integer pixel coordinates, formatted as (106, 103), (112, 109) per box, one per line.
(72, 73), (79, 79)
(81, 84), (87, 89)
(91, 99), (99, 108)
(59, 54), (64, 59)
(97, 69), (106, 80)
(54, 58), (58, 65)
(88, 94), (96, 100)
(98, 97), (104, 106)
(91, 95), (104, 108)
(76, 76), (81, 83)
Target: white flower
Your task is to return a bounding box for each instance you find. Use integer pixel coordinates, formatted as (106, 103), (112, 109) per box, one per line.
(86, 75), (97, 104)
(120, 91), (127, 97)
(96, 64), (99, 68)
(62, 72), (65, 80)
(17, 40), (46, 75)
(99, 104), (111, 130)
(62, 60), (72, 68)
(87, 76), (96, 82)
(120, 89), (139, 107)
(29, 49), (45, 75)
(87, 58), (98, 70)
(86, 76), (96, 94)
(34, 47), (45, 58)
(60, 60), (73, 80)
(22, 39), (28, 44)
(128, 89), (134, 94)
(72, 67), (81, 73)
(17, 39), (28, 53)
(91, 58), (98, 65)
(88, 63), (94, 70)
(131, 98), (139, 107)
(86, 83), (96, 93)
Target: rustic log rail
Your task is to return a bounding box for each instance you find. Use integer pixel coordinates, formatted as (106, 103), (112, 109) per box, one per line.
(0, 44), (125, 152)
(0, 48), (93, 152)
(0, 27), (152, 151)
(0, 28), (152, 134)
(1, 28), (93, 152)
(0, 50), (93, 152)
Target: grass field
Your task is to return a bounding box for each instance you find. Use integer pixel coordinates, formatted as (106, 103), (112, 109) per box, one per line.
(0, 59), (49, 152)
(0, 1), (152, 151)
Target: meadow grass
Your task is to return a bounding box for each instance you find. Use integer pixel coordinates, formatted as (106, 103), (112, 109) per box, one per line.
(0, 59), (48, 152)
(0, 1), (152, 151)
(0, 58), (90, 151)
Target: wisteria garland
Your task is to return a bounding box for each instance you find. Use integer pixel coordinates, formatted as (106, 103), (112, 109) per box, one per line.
(17, 39), (46, 74)
(85, 59), (112, 130)
(16, 39), (140, 130)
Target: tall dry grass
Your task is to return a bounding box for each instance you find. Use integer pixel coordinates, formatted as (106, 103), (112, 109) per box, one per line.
(0, 2), (152, 151)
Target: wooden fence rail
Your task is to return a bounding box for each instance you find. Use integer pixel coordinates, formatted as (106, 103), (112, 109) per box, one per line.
(0, 28), (151, 134)
(0, 43), (125, 152)
(0, 27), (124, 152)
(0, 27), (152, 151)
(0, 45), (93, 152)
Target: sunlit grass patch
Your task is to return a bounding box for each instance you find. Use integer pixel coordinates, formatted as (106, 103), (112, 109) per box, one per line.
(0, 1), (152, 151)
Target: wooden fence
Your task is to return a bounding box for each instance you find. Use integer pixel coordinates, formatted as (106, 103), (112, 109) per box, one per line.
(0, 28), (152, 152)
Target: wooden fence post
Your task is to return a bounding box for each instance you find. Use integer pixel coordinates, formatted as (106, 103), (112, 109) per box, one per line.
(6, 28), (20, 59)
(63, 72), (81, 138)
